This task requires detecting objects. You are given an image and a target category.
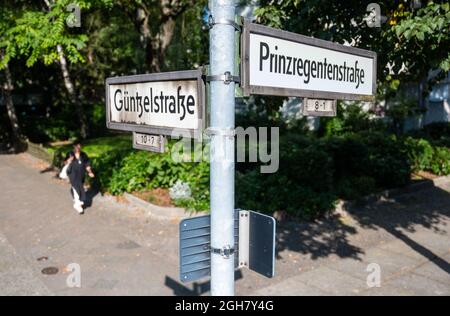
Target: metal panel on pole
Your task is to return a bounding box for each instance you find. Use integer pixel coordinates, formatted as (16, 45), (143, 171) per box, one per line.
(179, 210), (276, 283)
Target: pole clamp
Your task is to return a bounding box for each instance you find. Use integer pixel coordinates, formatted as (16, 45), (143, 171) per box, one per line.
(206, 71), (240, 85)
(210, 245), (235, 259)
(204, 127), (235, 138)
(208, 15), (241, 32)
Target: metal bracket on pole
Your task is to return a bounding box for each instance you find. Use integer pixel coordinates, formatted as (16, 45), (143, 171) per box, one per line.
(204, 127), (235, 138)
(208, 15), (242, 32)
(238, 210), (249, 268)
(210, 245), (235, 259)
(206, 71), (240, 85)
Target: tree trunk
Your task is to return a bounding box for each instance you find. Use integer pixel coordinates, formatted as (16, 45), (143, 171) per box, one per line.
(57, 45), (89, 139)
(134, 2), (183, 73)
(1, 63), (23, 152)
(154, 16), (176, 71)
(136, 7), (154, 72)
(43, 0), (88, 139)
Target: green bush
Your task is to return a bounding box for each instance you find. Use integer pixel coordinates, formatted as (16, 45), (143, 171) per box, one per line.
(236, 131), (412, 218)
(281, 136), (334, 192)
(402, 137), (450, 176)
(263, 180), (336, 219)
(320, 133), (411, 191)
(235, 170), (266, 211)
(48, 136), (209, 212)
(336, 176), (377, 201)
(22, 113), (79, 143)
(319, 135), (369, 180)
(44, 121), (448, 217)
(108, 151), (154, 194)
(92, 148), (129, 191)
(42, 120), (78, 142)
(320, 102), (386, 137)
(106, 149), (210, 211)
(429, 147), (450, 176)
(403, 137), (434, 172)
(406, 122), (450, 147)
(89, 104), (108, 138)
(235, 135), (330, 218)
(236, 171), (336, 220)
(362, 133), (411, 188)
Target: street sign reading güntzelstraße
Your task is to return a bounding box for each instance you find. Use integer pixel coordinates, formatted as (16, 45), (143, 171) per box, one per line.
(106, 69), (205, 139)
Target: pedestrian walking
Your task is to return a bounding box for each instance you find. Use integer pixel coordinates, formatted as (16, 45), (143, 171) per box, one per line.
(63, 141), (95, 214)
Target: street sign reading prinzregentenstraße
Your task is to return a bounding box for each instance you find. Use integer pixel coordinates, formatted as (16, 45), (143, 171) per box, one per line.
(241, 21), (377, 101)
(106, 69), (205, 139)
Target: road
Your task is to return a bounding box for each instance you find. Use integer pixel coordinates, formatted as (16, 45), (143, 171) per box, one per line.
(0, 153), (449, 295)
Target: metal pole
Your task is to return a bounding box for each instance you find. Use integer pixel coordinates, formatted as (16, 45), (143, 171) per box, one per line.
(208, 0), (237, 296)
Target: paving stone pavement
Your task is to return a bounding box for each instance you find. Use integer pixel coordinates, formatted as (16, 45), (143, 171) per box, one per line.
(0, 153), (449, 296)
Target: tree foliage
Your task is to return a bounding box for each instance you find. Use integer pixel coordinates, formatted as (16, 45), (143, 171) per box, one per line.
(389, 2), (450, 80)
(254, 0), (450, 96)
(0, 0), (208, 142)
(1, 1), (95, 69)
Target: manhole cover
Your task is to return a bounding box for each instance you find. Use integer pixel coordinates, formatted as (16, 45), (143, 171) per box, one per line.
(41, 267), (59, 275)
(37, 256), (49, 262)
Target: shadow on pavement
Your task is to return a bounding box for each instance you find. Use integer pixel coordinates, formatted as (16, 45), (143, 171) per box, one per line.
(276, 184), (450, 274)
(84, 183), (100, 209)
(165, 270), (243, 296)
(39, 166), (55, 174)
(276, 215), (363, 261)
(346, 185), (450, 274)
(387, 228), (450, 274)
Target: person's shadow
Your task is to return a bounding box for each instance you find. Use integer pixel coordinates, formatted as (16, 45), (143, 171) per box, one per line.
(84, 181), (100, 209)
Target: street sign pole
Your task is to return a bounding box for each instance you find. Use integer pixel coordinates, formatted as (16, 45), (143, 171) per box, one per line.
(208, 0), (238, 296)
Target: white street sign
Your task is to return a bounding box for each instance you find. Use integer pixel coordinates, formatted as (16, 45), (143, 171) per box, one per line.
(242, 22), (377, 101)
(106, 70), (205, 139)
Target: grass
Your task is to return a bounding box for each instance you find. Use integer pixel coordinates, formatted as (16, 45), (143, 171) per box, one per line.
(77, 134), (132, 159)
(45, 134), (132, 165)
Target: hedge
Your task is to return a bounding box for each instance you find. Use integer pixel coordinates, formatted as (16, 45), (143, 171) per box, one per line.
(45, 124), (450, 219)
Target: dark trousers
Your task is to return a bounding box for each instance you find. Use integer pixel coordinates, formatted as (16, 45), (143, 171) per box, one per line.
(70, 180), (86, 204)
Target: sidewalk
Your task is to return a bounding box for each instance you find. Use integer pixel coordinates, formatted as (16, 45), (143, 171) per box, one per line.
(0, 153), (449, 295)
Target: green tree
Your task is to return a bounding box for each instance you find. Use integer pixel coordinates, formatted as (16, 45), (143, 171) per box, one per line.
(1, 0), (113, 139)
(0, 2), (25, 150)
(388, 2), (450, 91)
(118, 0), (207, 72)
(254, 0), (450, 103)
